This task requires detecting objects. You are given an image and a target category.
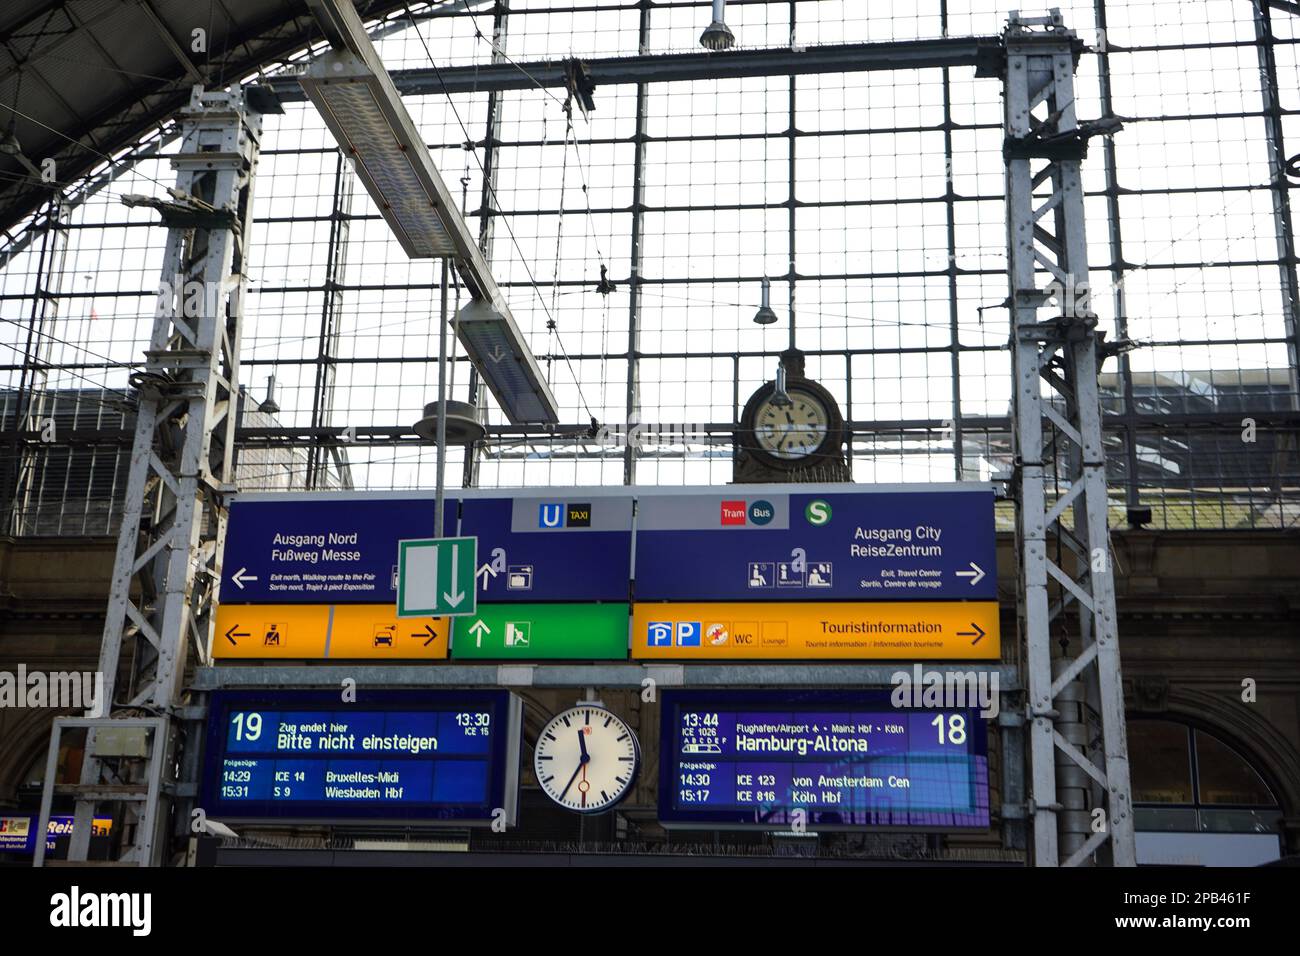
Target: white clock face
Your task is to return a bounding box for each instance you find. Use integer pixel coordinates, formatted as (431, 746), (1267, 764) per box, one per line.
(533, 706), (640, 814)
(754, 390), (829, 460)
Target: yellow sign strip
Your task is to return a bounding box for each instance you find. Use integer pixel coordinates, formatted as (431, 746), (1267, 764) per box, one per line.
(213, 604), (447, 660)
(631, 601), (1000, 660)
(329, 604), (447, 659)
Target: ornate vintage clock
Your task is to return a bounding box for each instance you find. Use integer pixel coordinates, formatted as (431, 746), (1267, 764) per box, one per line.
(734, 348), (851, 483)
(534, 703), (641, 813)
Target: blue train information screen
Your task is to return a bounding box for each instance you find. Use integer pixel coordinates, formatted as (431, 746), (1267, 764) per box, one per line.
(659, 690), (989, 828)
(200, 690), (520, 824)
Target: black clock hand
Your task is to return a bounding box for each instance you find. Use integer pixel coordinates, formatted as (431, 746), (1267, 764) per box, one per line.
(558, 733), (591, 800)
(558, 760), (583, 800)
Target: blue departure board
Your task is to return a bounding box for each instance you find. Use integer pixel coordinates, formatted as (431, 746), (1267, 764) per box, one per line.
(659, 690), (989, 828)
(200, 690), (521, 824)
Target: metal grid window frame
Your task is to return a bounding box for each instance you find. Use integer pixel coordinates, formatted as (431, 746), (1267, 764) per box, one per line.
(0, 0), (1298, 535)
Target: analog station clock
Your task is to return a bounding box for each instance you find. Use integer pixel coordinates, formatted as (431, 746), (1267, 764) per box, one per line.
(533, 704), (640, 813)
(752, 387), (832, 462)
(734, 348), (849, 481)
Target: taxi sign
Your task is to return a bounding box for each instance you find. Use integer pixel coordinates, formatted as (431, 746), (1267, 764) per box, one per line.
(213, 604), (448, 660)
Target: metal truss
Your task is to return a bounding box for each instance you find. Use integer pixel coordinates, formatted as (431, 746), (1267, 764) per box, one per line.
(4, 196), (67, 534)
(35, 87), (262, 866)
(1003, 12), (1136, 866)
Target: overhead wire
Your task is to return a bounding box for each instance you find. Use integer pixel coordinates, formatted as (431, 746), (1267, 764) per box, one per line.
(399, 1), (598, 421)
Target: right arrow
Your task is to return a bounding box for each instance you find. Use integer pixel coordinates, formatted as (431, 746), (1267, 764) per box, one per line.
(467, 619), (490, 648)
(408, 624), (438, 647)
(958, 622), (986, 644)
(955, 561), (986, 586)
(224, 625), (249, 646)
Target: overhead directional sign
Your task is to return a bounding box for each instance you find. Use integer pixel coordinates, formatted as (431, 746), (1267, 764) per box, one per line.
(633, 487), (996, 603)
(212, 604), (331, 658)
(451, 603), (629, 660)
(659, 690), (990, 828)
(221, 494), (456, 604)
(397, 537), (477, 618)
(200, 689), (522, 824)
(631, 601), (1000, 660)
(213, 604), (447, 659)
(461, 495), (632, 602)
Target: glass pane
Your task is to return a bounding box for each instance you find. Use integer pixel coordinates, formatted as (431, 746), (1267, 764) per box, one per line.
(1198, 808), (1282, 835)
(1194, 731), (1276, 806)
(1129, 720), (1193, 803)
(1135, 807), (1198, 832)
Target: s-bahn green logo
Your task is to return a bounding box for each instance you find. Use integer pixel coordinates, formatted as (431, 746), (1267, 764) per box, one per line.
(805, 500), (831, 526)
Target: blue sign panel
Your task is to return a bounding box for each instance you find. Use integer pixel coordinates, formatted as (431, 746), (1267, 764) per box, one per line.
(659, 690), (989, 828)
(221, 495), (456, 604)
(634, 488), (996, 602)
(200, 690), (520, 823)
(0, 815), (112, 855)
(458, 495), (632, 603)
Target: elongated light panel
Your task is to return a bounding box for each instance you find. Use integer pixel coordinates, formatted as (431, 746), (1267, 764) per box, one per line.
(299, 55), (457, 258)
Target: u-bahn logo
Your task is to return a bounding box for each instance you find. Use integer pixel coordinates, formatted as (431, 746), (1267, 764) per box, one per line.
(538, 503), (592, 529)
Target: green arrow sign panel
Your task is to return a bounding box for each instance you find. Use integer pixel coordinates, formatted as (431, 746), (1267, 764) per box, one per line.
(451, 603), (629, 659)
(397, 536), (478, 618)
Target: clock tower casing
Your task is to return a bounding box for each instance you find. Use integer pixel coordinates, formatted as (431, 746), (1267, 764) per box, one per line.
(733, 348), (852, 484)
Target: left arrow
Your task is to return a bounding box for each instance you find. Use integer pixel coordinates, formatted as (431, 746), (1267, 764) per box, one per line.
(231, 567), (259, 590)
(224, 625), (249, 646)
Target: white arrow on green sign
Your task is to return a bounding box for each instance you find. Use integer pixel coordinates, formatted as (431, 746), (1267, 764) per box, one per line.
(396, 536), (478, 618)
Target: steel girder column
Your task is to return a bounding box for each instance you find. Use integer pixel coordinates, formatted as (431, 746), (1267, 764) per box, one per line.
(59, 87), (261, 866)
(464, 0), (510, 490)
(306, 152), (353, 490)
(623, 0), (651, 485)
(5, 197), (68, 535)
(1002, 12), (1136, 867)
(1253, 0), (1300, 405)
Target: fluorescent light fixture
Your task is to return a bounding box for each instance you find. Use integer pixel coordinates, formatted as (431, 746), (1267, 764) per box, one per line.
(299, 52), (459, 258)
(456, 300), (559, 424)
(298, 0), (559, 424)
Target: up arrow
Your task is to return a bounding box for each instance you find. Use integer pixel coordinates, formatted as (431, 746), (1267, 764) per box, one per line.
(467, 619), (490, 647)
(955, 562), (985, 586)
(477, 563), (496, 591)
(442, 543), (465, 607)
